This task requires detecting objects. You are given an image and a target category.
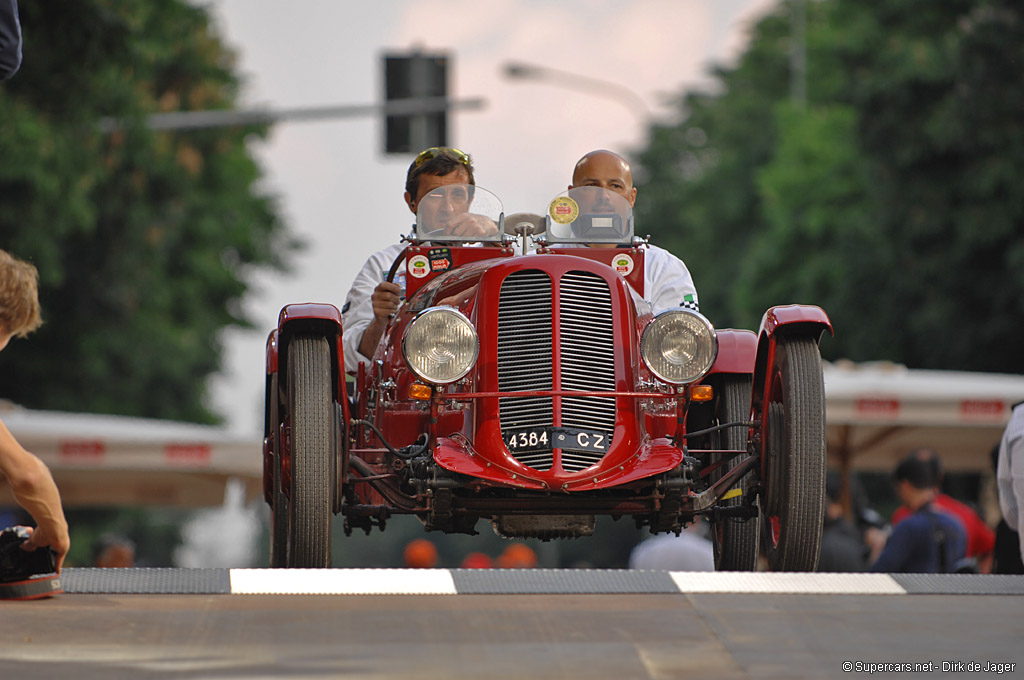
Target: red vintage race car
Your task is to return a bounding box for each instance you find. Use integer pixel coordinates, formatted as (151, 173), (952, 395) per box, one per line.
(263, 185), (832, 570)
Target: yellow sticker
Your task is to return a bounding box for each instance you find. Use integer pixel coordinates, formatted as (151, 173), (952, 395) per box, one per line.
(548, 196), (579, 225)
(408, 254), (430, 279)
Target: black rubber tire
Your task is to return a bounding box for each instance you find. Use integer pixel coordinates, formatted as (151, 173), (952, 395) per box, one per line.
(710, 375), (759, 571)
(760, 336), (826, 572)
(285, 335), (335, 568)
(268, 373), (289, 568)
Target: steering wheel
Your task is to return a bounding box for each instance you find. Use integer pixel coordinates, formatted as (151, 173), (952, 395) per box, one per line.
(386, 250), (405, 284)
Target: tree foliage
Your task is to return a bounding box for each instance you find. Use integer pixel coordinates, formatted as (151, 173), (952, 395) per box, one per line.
(0, 1), (296, 422)
(634, 0), (1024, 373)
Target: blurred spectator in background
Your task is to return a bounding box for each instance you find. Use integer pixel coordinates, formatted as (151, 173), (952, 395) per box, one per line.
(92, 533), (135, 568)
(403, 539), (438, 569)
(889, 448), (994, 572)
(0, 0), (21, 80)
(871, 451), (967, 573)
(459, 552), (493, 569)
(996, 401), (1024, 570)
(818, 472), (867, 572)
(496, 543), (538, 569)
(628, 519), (714, 571)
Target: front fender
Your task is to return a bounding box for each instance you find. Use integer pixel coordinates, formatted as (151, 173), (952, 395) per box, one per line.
(265, 303), (350, 497)
(751, 304), (832, 415)
(275, 303), (346, 400)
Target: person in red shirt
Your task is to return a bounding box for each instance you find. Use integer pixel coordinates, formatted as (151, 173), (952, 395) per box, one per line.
(890, 448), (995, 572)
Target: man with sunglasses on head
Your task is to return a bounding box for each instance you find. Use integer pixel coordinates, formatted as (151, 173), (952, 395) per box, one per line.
(568, 150), (699, 315)
(341, 147), (493, 373)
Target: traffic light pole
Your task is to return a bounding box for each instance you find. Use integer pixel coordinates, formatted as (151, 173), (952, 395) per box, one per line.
(97, 96), (485, 133)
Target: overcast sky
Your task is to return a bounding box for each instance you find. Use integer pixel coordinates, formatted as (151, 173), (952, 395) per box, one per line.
(200, 0), (777, 434)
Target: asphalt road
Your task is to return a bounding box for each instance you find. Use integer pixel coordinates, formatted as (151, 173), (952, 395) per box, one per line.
(2, 570), (1021, 679)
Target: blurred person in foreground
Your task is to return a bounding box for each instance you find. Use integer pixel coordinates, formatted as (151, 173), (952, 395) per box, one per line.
(341, 147), (495, 373)
(889, 447), (994, 572)
(996, 401), (1024, 569)
(567, 150), (699, 314)
(0, 249), (70, 571)
(0, 0), (21, 80)
(628, 519), (714, 571)
(870, 451), (966, 573)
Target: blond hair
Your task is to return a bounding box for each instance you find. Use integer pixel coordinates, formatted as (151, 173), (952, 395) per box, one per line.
(0, 249), (43, 338)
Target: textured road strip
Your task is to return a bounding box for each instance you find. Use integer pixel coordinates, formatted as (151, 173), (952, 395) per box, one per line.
(59, 568), (1024, 596)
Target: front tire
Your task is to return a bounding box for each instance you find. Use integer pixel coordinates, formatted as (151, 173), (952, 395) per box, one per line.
(268, 373), (289, 567)
(709, 375), (759, 571)
(286, 335), (336, 568)
(760, 336), (826, 572)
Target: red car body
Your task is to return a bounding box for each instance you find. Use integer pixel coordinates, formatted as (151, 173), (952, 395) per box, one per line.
(264, 187), (832, 570)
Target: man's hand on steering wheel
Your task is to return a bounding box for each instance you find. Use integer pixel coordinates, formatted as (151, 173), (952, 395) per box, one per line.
(446, 213), (497, 238)
(371, 281), (403, 322)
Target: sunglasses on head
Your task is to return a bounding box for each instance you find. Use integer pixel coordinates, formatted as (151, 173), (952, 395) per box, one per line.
(413, 147), (471, 167)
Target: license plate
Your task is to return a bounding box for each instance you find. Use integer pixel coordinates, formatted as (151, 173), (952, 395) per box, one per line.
(503, 427), (610, 454)
(504, 428), (551, 453)
(553, 427), (610, 454)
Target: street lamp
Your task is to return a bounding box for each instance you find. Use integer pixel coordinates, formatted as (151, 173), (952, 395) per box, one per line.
(502, 61), (650, 123)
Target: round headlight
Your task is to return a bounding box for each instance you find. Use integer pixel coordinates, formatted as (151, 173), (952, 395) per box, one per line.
(641, 309), (718, 385)
(402, 307), (479, 384)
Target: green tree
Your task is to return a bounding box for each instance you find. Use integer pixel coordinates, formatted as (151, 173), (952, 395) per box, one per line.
(634, 0), (1024, 373)
(0, 1), (296, 422)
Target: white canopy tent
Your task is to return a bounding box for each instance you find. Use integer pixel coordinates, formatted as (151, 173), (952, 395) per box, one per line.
(824, 361), (1024, 518)
(0, 403), (262, 508)
(824, 360), (1024, 474)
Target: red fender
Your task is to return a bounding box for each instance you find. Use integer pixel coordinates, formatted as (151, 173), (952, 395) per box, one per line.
(265, 303), (349, 502)
(276, 303), (346, 395)
(751, 304), (832, 473)
(709, 328), (757, 375)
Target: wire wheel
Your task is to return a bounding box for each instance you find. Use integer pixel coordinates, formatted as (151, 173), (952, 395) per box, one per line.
(760, 336), (826, 572)
(285, 335), (336, 568)
(709, 375), (759, 571)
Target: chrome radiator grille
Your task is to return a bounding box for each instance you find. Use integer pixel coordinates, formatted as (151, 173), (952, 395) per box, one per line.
(498, 271), (554, 470)
(558, 271), (616, 471)
(497, 269), (616, 473)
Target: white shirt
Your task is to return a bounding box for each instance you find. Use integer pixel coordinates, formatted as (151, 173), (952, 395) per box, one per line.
(643, 244), (700, 314)
(997, 402), (1024, 564)
(340, 242), (406, 373)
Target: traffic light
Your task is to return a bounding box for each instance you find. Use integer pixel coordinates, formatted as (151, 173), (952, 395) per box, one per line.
(383, 51), (449, 154)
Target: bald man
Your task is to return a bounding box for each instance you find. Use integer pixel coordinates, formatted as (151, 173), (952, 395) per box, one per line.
(569, 150), (699, 314)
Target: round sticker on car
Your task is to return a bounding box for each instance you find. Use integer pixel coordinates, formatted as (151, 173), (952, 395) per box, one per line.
(408, 254), (430, 278)
(612, 253), (634, 276)
(548, 196), (579, 225)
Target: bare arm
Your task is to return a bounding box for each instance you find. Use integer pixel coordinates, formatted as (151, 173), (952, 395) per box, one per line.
(0, 419), (70, 570)
(357, 281), (403, 359)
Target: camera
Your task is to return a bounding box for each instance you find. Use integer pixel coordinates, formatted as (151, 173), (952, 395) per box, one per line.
(0, 526), (57, 582)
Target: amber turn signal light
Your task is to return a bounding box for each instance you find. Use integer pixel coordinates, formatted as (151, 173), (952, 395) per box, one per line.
(408, 382), (433, 400)
(689, 384), (713, 402)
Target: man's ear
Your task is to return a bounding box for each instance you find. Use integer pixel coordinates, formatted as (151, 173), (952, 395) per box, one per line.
(404, 191), (416, 214)
(628, 187), (637, 207)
